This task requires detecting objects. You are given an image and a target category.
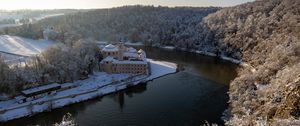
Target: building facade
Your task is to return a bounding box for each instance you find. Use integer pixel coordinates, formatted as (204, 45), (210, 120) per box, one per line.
(100, 43), (149, 75)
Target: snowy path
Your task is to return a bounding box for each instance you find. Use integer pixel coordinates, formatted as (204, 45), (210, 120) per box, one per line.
(0, 59), (177, 122)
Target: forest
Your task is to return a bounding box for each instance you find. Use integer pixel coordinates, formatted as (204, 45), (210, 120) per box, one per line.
(3, 6), (221, 54)
(0, 0), (300, 125)
(0, 9), (78, 23)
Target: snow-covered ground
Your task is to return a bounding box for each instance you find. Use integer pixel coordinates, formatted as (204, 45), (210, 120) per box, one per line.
(146, 59), (177, 80)
(33, 13), (64, 21)
(160, 46), (176, 50)
(0, 35), (55, 64)
(0, 59), (177, 122)
(124, 42), (144, 46)
(0, 24), (20, 30)
(0, 35), (54, 56)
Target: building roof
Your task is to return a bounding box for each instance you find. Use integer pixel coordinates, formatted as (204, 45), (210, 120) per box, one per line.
(101, 56), (115, 62)
(127, 47), (137, 53)
(14, 95), (26, 101)
(113, 60), (148, 65)
(123, 52), (139, 58)
(105, 44), (115, 48)
(138, 49), (144, 53)
(21, 83), (61, 97)
(100, 56), (147, 65)
(102, 44), (118, 52)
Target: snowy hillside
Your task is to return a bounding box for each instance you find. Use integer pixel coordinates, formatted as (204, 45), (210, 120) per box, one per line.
(0, 35), (54, 56)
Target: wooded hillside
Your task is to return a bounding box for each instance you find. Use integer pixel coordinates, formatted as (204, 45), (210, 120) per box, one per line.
(202, 0), (300, 125)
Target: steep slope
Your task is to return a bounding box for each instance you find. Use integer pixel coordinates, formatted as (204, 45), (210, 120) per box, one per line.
(202, 0), (300, 125)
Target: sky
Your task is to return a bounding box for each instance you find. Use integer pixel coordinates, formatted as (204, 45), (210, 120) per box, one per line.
(0, 0), (255, 10)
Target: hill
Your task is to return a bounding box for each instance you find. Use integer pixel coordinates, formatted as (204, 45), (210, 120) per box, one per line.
(202, 0), (300, 125)
(2, 6), (220, 49)
(0, 35), (54, 56)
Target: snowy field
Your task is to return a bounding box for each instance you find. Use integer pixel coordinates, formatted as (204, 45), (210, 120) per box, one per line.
(0, 24), (20, 30)
(0, 59), (177, 122)
(0, 35), (54, 56)
(0, 35), (55, 64)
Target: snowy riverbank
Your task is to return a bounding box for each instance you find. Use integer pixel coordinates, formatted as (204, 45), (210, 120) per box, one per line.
(154, 45), (243, 65)
(159, 46), (176, 50)
(158, 45), (255, 71)
(0, 59), (177, 122)
(158, 46), (253, 69)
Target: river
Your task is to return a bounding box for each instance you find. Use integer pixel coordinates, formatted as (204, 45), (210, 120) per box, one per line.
(0, 47), (237, 126)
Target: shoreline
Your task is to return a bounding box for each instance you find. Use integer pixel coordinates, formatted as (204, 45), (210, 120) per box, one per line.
(155, 45), (256, 71)
(0, 59), (177, 123)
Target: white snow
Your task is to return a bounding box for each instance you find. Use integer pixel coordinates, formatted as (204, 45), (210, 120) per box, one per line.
(124, 42), (144, 46)
(101, 56), (148, 64)
(0, 52), (27, 64)
(160, 46), (176, 50)
(0, 35), (55, 64)
(0, 24), (20, 30)
(34, 13), (64, 21)
(0, 35), (54, 56)
(123, 52), (139, 58)
(0, 59), (177, 122)
(101, 44), (118, 52)
(22, 83), (60, 96)
(146, 59), (177, 80)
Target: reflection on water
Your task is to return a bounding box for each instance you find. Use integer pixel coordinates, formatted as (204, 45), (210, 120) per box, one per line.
(142, 47), (237, 85)
(54, 113), (75, 126)
(0, 48), (237, 126)
(113, 84), (147, 111)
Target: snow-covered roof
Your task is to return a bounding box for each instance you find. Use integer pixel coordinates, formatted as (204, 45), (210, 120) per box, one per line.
(101, 56), (147, 65)
(138, 49), (145, 53)
(14, 95), (26, 101)
(96, 41), (108, 45)
(102, 44), (118, 52)
(113, 60), (148, 65)
(105, 44), (115, 48)
(101, 56), (115, 62)
(21, 83), (61, 96)
(123, 52), (139, 58)
(127, 47), (137, 53)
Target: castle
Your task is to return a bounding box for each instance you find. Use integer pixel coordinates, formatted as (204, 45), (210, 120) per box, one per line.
(100, 43), (149, 75)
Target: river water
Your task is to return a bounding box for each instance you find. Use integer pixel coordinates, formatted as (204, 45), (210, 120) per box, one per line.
(1, 47), (237, 126)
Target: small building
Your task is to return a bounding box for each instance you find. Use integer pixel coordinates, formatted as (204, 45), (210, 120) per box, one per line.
(21, 83), (61, 97)
(100, 43), (149, 74)
(14, 95), (26, 104)
(101, 44), (120, 59)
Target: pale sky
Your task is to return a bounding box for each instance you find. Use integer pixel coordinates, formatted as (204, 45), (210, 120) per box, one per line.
(0, 0), (255, 10)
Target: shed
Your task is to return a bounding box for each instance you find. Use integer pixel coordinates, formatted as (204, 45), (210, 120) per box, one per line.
(21, 83), (61, 97)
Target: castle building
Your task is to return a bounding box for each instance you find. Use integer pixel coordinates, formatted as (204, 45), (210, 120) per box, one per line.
(100, 43), (149, 75)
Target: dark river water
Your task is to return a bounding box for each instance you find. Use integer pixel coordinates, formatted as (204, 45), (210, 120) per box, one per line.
(1, 47), (237, 126)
